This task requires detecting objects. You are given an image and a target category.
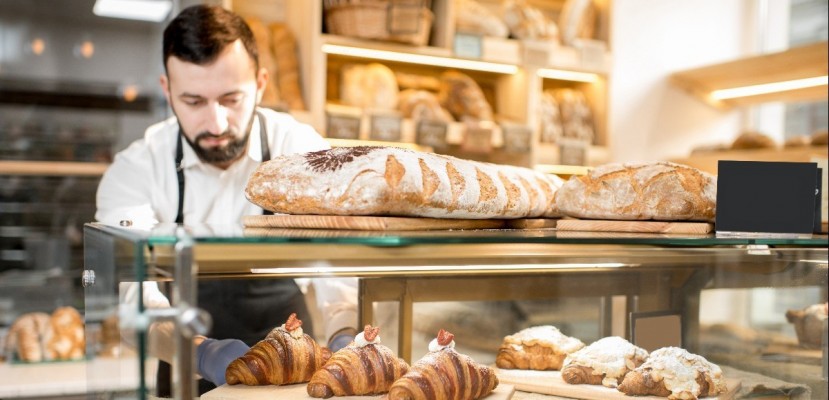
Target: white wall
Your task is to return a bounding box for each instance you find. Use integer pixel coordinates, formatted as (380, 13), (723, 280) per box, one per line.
(609, 0), (756, 162)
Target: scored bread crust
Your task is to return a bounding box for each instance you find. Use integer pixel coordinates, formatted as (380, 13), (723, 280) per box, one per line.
(246, 146), (564, 219)
(555, 161), (717, 222)
(495, 326), (585, 370)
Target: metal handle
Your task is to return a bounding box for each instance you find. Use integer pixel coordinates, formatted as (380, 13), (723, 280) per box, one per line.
(82, 269), (96, 287)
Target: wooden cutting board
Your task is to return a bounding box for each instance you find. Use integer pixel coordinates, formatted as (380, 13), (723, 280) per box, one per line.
(494, 368), (740, 400)
(243, 214), (509, 231)
(556, 219), (714, 234)
(202, 382), (515, 400)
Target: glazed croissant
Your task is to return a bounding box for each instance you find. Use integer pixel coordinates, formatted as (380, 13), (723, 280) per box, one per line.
(388, 329), (498, 400)
(225, 313), (331, 385)
(617, 347), (727, 400)
(307, 325), (409, 398)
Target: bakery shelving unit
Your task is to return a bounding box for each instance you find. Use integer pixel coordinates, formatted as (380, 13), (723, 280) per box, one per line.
(82, 222), (829, 399)
(226, 0), (614, 167)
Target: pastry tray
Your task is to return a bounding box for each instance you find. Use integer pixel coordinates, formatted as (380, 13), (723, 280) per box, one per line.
(202, 382), (515, 400)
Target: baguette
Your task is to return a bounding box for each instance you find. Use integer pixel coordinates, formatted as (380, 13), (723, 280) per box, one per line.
(246, 146), (564, 219)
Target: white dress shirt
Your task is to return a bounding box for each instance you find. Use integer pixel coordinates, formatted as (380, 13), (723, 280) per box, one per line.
(99, 108), (357, 359)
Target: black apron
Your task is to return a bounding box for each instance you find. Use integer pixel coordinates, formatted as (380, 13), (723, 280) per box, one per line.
(157, 112), (314, 397)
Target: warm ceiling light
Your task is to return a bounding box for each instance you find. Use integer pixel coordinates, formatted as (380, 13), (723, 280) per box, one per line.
(321, 44), (519, 74)
(537, 68), (600, 83)
(93, 0), (172, 22)
(251, 262), (629, 275)
(709, 76), (828, 100)
(121, 85), (139, 102)
(78, 40), (95, 58)
(31, 38), (45, 55)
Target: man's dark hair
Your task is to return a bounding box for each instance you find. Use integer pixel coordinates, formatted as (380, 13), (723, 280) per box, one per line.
(162, 5), (258, 72)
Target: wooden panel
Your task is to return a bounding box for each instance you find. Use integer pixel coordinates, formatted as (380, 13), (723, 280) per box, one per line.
(557, 219), (713, 234)
(670, 146), (829, 175)
(203, 382), (515, 400)
(671, 41), (828, 108)
(243, 214), (506, 231)
(495, 368), (740, 400)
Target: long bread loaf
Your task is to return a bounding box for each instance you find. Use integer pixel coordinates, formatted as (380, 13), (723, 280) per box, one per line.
(555, 161), (717, 222)
(246, 146), (564, 219)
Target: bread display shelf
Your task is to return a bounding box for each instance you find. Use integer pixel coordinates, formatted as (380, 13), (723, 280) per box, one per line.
(203, 382), (515, 400)
(243, 214), (559, 231)
(494, 367), (740, 400)
(557, 219), (714, 234)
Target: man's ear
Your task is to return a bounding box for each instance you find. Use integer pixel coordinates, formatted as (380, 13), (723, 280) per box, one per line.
(159, 74), (171, 104)
(255, 67), (269, 104)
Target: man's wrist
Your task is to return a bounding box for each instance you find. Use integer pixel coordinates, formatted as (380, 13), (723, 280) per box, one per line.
(328, 327), (358, 346)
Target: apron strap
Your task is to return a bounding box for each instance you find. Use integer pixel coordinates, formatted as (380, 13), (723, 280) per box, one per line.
(175, 111), (273, 223)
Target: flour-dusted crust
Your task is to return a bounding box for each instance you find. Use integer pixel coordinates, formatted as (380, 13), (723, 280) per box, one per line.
(246, 146), (564, 219)
(561, 336), (649, 388)
(618, 347), (727, 400)
(556, 161), (717, 222)
(495, 326), (585, 370)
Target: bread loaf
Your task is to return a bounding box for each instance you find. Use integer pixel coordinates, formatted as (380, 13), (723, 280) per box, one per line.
(731, 131), (777, 150)
(270, 23), (306, 110)
(538, 90), (563, 143)
(555, 161), (717, 222)
(246, 146), (564, 219)
(455, 0), (509, 38)
(398, 89), (454, 124)
(46, 306), (85, 361)
(244, 17), (281, 107)
(503, 0), (559, 41)
(341, 63), (399, 110)
(785, 303), (827, 348)
(438, 70), (493, 122)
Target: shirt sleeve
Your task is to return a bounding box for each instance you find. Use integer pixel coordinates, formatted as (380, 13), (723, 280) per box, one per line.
(95, 141), (160, 229)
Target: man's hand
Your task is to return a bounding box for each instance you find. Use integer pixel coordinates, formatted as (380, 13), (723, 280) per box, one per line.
(328, 333), (354, 352)
(196, 338), (249, 385)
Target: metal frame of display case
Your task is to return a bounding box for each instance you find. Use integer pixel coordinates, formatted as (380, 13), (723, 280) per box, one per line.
(83, 222), (828, 399)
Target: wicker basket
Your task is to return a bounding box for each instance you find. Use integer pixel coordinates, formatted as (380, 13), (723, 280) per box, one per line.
(325, 0), (434, 46)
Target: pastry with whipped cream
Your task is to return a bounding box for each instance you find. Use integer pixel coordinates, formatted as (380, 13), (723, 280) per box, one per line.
(225, 313), (332, 385)
(496, 325), (585, 370)
(307, 325), (408, 398)
(561, 336), (648, 387)
(388, 329), (499, 400)
(618, 347), (727, 399)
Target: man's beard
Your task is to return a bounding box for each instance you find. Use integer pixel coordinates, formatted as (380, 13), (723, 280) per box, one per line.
(181, 110), (255, 165)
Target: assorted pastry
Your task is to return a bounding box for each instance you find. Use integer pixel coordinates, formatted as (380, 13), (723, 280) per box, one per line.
(561, 336), (648, 388)
(3, 306), (85, 362)
(496, 325), (585, 370)
(225, 313), (331, 385)
(618, 347), (727, 399)
(388, 329), (499, 400)
(307, 325), (408, 398)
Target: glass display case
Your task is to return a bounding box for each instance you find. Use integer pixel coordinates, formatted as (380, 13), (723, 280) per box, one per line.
(83, 222), (828, 399)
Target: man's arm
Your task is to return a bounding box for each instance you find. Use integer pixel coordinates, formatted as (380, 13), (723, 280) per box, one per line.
(96, 142), (161, 228)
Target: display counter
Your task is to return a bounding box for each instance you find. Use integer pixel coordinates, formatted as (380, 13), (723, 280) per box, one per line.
(82, 222), (827, 399)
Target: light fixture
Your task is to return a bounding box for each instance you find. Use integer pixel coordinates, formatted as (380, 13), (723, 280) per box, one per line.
(709, 75), (828, 100)
(536, 68), (600, 83)
(30, 38), (45, 55)
(93, 0), (172, 22)
(75, 40), (95, 59)
(321, 44), (519, 75)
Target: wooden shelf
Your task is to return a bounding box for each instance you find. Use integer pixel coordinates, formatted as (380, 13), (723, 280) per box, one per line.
(671, 41), (828, 109)
(670, 146), (829, 175)
(0, 160), (109, 176)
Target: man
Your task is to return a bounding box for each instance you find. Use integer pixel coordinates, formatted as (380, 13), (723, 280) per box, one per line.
(96, 5), (356, 395)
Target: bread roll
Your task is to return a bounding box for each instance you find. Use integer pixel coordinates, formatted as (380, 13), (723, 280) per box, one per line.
(46, 306), (85, 361)
(246, 146), (564, 219)
(3, 307), (84, 362)
(784, 135), (811, 148)
(811, 129), (828, 145)
(555, 161), (717, 222)
(539, 90), (563, 143)
(438, 71), (493, 122)
(785, 303), (827, 348)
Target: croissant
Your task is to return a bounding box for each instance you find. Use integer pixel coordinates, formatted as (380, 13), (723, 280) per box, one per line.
(307, 325), (409, 398)
(496, 325), (584, 370)
(617, 347), (727, 400)
(225, 313), (331, 385)
(388, 329), (498, 400)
